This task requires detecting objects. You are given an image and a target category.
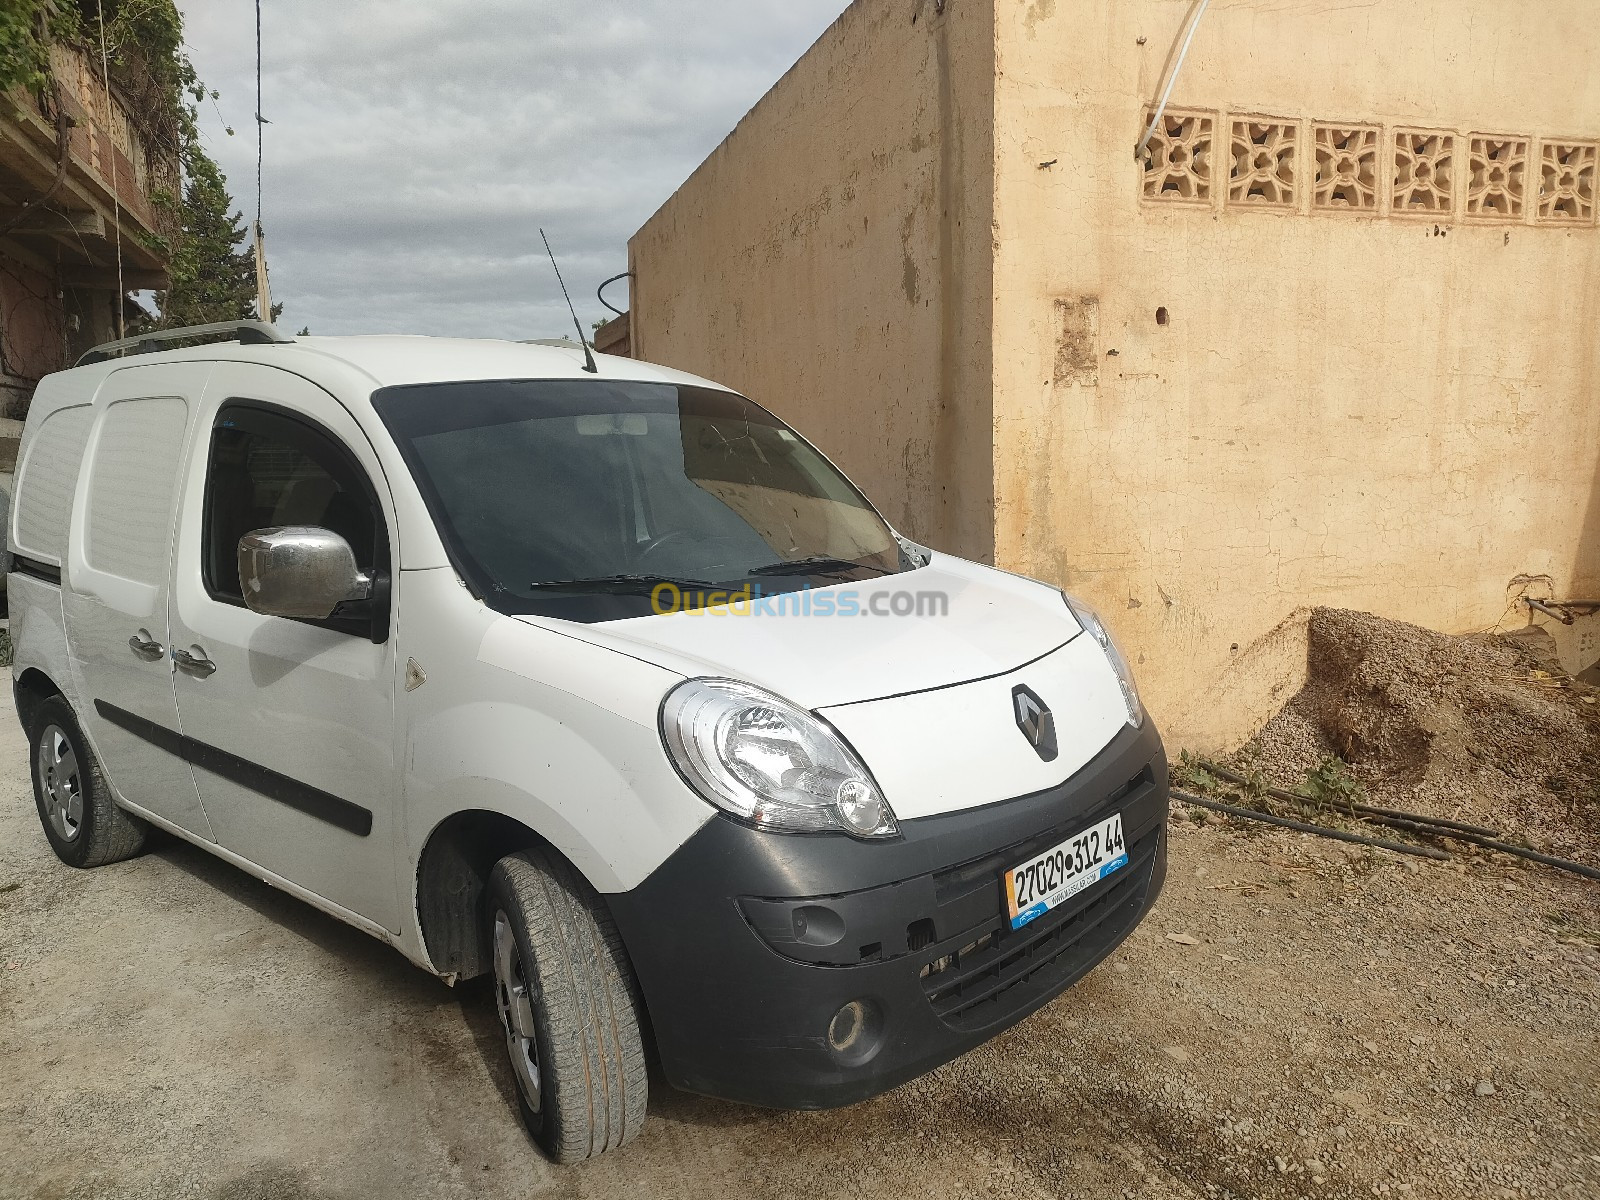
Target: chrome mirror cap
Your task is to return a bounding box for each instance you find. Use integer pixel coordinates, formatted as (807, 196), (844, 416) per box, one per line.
(237, 526), (372, 620)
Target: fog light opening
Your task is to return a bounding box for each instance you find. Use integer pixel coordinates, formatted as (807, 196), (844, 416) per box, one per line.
(828, 1001), (866, 1053)
(825, 998), (884, 1065)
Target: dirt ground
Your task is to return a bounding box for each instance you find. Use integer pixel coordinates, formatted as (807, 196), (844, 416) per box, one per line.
(3, 697), (1598, 1198)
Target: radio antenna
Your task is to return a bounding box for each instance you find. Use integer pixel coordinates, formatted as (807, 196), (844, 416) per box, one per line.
(539, 229), (597, 374)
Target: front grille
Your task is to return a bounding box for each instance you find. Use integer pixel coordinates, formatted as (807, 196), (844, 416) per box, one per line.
(920, 825), (1161, 1030)
(931, 766), (1151, 908)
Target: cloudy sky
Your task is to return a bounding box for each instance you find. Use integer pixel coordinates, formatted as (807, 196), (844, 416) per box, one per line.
(179, 1), (848, 338)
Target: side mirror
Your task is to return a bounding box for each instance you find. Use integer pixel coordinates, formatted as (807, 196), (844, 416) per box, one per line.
(237, 526), (372, 620)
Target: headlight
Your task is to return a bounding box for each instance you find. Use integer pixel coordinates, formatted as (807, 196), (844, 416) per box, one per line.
(660, 679), (898, 838)
(1063, 593), (1145, 728)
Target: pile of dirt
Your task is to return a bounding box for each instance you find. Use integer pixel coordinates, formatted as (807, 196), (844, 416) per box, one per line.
(1225, 607), (1600, 868)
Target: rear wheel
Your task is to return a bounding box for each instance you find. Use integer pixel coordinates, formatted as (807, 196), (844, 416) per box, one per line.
(28, 695), (148, 868)
(486, 848), (649, 1161)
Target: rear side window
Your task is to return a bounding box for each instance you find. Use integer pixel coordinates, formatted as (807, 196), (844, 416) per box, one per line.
(13, 405), (93, 564)
(201, 403), (387, 634)
(84, 396), (189, 585)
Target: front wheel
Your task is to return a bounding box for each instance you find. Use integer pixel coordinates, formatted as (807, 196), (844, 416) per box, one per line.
(486, 848), (649, 1161)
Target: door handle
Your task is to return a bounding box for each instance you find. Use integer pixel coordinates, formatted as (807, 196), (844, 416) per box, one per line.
(128, 630), (165, 662)
(172, 646), (217, 679)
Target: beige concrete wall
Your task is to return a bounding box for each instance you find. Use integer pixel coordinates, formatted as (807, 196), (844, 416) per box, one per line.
(628, 0), (998, 558)
(630, 0), (1599, 752)
(993, 0), (1600, 749)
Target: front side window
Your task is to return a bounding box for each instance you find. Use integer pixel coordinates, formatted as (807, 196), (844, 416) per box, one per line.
(202, 403), (387, 636)
(372, 380), (905, 621)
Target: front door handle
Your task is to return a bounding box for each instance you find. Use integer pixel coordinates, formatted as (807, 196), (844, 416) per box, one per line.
(128, 630), (165, 662)
(172, 646), (217, 679)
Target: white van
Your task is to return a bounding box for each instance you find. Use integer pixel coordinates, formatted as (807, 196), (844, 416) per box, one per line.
(9, 323), (1168, 1161)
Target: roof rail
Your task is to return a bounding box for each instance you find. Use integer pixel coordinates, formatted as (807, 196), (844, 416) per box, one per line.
(76, 320), (294, 367)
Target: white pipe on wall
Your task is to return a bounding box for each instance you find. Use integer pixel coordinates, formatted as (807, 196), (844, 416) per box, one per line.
(1135, 0), (1215, 160)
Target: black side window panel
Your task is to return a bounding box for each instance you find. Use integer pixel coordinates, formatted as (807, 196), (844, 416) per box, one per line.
(202, 402), (388, 637)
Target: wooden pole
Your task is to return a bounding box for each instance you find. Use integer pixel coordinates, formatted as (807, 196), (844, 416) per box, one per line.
(253, 220), (273, 322)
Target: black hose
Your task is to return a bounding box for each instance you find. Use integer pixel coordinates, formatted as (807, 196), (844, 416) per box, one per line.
(1171, 789), (1454, 861)
(1423, 829), (1600, 882)
(1356, 812), (1478, 839)
(1176, 785), (1600, 882)
(1197, 760), (1502, 838)
(597, 271), (633, 316)
(1287, 805), (1600, 882)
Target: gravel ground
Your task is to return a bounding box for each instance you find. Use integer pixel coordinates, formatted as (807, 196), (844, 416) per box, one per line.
(1223, 609), (1600, 871)
(2, 689), (1597, 1199)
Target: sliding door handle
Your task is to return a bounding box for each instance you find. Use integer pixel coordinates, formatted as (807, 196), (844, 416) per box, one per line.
(172, 647), (217, 679)
(128, 630), (165, 662)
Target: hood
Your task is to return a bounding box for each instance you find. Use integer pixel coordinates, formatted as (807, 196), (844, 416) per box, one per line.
(817, 634), (1132, 819)
(511, 554), (1081, 710)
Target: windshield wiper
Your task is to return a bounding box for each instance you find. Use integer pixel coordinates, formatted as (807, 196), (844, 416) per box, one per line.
(748, 556), (887, 578)
(527, 573), (718, 594)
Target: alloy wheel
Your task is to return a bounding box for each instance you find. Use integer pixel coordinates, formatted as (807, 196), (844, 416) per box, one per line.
(37, 724), (83, 842)
(492, 908), (542, 1115)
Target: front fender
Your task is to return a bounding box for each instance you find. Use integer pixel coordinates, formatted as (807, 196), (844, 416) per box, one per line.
(399, 610), (713, 897)
(405, 697), (709, 893)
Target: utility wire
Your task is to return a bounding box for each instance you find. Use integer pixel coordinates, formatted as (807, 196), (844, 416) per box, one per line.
(95, 1), (126, 339)
(255, 0), (264, 227)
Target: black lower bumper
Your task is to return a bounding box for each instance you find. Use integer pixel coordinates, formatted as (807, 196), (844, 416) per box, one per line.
(606, 720), (1169, 1109)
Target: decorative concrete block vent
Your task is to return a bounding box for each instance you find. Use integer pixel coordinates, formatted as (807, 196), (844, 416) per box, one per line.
(1142, 109), (1213, 203)
(1228, 118), (1298, 208)
(1391, 129), (1454, 215)
(1313, 124), (1379, 210)
(1466, 136), (1527, 219)
(1537, 141), (1597, 224)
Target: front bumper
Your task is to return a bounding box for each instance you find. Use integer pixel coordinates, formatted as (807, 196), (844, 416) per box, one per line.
(606, 719), (1169, 1109)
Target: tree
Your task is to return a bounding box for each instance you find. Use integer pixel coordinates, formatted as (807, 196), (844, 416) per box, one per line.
(0, 1), (78, 95)
(149, 146), (278, 327)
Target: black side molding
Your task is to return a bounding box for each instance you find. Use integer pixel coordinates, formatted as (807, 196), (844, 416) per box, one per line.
(93, 700), (373, 837)
(12, 556), (62, 585)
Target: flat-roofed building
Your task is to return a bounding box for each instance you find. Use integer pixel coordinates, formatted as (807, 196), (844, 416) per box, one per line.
(1, 40), (178, 419)
(625, 0), (1600, 747)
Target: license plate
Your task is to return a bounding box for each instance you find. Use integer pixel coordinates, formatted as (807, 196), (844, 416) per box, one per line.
(1004, 812), (1128, 930)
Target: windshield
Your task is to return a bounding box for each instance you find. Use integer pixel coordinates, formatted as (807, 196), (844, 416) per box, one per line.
(372, 379), (905, 621)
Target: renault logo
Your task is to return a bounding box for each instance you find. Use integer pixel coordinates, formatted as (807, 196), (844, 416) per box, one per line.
(1011, 684), (1058, 762)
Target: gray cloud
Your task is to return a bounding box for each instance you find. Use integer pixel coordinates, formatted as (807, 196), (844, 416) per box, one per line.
(180, 1), (847, 337)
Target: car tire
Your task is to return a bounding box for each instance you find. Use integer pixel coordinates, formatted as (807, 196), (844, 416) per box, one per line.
(486, 848), (649, 1162)
(28, 695), (149, 868)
